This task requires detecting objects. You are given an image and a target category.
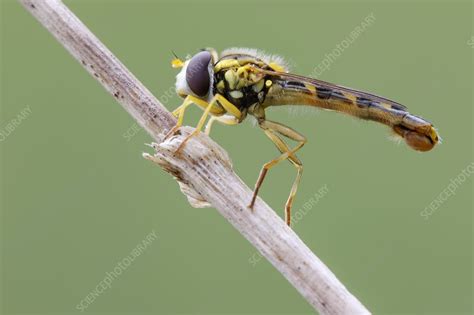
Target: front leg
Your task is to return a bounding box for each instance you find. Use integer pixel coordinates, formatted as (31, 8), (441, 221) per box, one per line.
(175, 94), (242, 153)
(165, 95), (226, 140)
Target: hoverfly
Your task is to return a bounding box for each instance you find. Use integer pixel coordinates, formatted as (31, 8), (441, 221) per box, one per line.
(167, 47), (439, 226)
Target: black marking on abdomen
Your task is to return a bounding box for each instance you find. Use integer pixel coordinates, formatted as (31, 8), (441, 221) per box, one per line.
(391, 103), (407, 111)
(283, 80), (312, 95)
(315, 86), (352, 104)
(331, 91), (352, 104)
(316, 87), (332, 100)
(356, 97), (374, 108)
(285, 81), (306, 88)
(356, 96), (407, 112)
(315, 87), (332, 99)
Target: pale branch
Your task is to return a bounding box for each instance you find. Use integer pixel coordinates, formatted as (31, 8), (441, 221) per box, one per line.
(18, 0), (371, 314)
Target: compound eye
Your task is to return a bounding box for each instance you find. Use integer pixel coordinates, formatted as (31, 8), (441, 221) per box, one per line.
(186, 51), (212, 97)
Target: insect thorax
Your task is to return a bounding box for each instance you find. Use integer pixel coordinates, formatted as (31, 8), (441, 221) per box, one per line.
(213, 56), (271, 110)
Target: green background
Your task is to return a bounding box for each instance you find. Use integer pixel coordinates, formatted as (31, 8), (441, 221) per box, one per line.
(1, 0), (472, 314)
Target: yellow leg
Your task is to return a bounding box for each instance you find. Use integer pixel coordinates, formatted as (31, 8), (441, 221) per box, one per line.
(164, 97), (194, 140)
(171, 104), (184, 117)
(205, 115), (239, 135)
(175, 101), (214, 152)
(212, 94), (242, 120)
(165, 95), (227, 140)
(249, 120), (307, 226)
(175, 94), (242, 153)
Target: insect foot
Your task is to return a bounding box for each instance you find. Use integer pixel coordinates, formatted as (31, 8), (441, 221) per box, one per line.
(143, 126), (233, 208)
(162, 124), (182, 142)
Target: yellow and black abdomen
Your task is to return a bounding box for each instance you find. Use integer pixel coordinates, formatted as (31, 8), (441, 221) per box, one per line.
(262, 71), (439, 151)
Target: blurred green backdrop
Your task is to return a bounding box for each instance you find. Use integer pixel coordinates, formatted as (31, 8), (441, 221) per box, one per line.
(1, 0), (472, 314)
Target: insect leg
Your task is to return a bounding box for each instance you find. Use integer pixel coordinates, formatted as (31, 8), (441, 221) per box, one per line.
(171, 105), (182, 117)
(166, 95), (225, 140)
(164, 96), (195, 139)
(249, 120), (307, 226)
(175, 94), (242, 152)
(205, 115), (239, 135)
(213, 94), (242, 120)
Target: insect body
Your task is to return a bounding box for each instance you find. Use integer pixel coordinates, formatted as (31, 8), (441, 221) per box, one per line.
(168, 48), (439, 226)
